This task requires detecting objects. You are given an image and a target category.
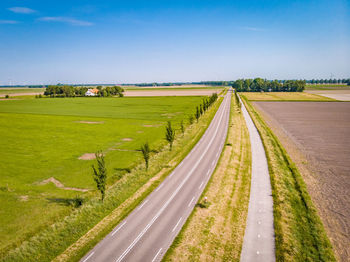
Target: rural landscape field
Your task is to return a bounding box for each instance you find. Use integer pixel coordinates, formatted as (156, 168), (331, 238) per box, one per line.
(1, 0), (349, 262)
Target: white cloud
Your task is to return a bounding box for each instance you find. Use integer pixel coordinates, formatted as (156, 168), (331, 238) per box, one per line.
(38, 17), (94, 26)
(240, 26), (265, 32)
(0, 20), (19, 24)
(8, 7), (36, 14)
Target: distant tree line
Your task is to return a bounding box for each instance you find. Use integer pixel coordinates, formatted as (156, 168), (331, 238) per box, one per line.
(306, 79), (350, 85)
(232, 78), (306, 92)
(43, 85), (124, 97)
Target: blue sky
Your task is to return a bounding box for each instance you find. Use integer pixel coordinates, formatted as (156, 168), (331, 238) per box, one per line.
(0, 0), (349, 85)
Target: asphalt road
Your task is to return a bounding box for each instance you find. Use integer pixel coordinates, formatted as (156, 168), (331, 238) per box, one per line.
(239, 96), (275, 262)
(81, 91), (231, 262)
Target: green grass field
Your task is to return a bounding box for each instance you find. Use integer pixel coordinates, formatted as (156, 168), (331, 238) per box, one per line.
(0, 88), (45, 95)
(0, 96), (204, 255)
(241, 92), (336, 101)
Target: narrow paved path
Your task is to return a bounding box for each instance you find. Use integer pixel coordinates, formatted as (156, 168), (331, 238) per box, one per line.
(80, 91), (231, 262)
(240, 95), (275, 262)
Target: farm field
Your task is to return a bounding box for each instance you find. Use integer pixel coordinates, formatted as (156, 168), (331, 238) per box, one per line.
(0, 96), (205, 256)
(305, 90), (350, 101)
(0, 88), (45, 97)
(305, 84), (349, 91)
(253, 101), (350, 261)
(124, 89), (222, 97)
(165, 95), (251, 261)
(122, 85), (225, 90)
(240, 92), (336, 101)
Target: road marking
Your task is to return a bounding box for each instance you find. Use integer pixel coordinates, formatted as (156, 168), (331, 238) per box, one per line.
(115, 94), (229, 262)
(82, 252), (94, 262)
(198, 181), (204, 190)
(179, 162), (183, 167)
(258, 234), (261, 238)
(212, 160), (215, 166)
(188, 196), (195, 207)
(151, 248), (162, 262)
(172, 217), (183, 232)
(155, 183), (164, 192)
(216, 152), (219, 157)
(137, 199), (149, 211)
(112, 222), (127, 236)
(206, 170), (210, 176)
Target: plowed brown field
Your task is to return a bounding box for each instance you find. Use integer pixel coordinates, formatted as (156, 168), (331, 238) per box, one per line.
(253, 102), (350, 262)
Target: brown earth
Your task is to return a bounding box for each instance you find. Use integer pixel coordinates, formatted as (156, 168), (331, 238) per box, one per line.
(40, 177), (89, 192)
(253, 101), (350, 262)
(124, 89), (221, 97)
(78, 153), (96, 160)
(75, 121), (104, 124)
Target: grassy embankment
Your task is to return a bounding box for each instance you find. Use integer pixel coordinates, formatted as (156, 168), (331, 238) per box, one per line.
(0, 95), (223, 261)
(241, 95), (336, 261)
(164, 94), (251, 261)
(241, 92), (336, 101)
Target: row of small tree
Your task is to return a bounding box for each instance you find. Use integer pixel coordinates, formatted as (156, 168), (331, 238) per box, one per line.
(232, 78), (305, 92)
(91, 93), (219, 201)
(43, 85), (124, 97)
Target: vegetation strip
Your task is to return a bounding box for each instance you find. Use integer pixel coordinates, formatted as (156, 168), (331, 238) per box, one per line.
(0, 95), (223, 262)
(164, 94), (252, 261)
(241, 96), (336, 261)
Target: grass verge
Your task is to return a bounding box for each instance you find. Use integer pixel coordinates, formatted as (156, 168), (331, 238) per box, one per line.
(163, 94), (251, 261)
(241, 96), (336, 261)
(1, 96), (223, 262)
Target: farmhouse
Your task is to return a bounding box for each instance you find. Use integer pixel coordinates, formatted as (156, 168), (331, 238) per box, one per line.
(85, 88), (99, 96)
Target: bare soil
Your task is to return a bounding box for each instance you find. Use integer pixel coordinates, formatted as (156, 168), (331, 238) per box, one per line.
(40, 177), (89, 192)
(253, 101), (350, 261)
(78, 153), (96, 160)
(122, 138), (133, 141)
(75, 121), (104, 124)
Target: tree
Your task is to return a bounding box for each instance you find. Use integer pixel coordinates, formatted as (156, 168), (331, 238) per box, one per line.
(91, 151), (107, 201)
(180, 120), (185, 135)
(195, 106), (200, 122)
(165, 121), (176, 150)
(200, 104), (203, 115)
(189, 115), (194, 125)
(141, 142), (150, 170)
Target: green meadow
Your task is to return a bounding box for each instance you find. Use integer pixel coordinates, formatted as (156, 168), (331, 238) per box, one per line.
(0, 96), (203, 254)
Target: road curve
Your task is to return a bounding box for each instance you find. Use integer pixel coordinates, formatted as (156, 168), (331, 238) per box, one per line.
(80, 91), (231, 262)
(240, 95), (275, 262)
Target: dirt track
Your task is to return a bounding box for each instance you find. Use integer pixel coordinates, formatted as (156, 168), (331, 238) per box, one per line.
(253, 102), (350, 261)
(124, 89), (221, 97)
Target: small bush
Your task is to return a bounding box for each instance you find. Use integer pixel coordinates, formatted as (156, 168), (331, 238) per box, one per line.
(5, 94), (9, 99)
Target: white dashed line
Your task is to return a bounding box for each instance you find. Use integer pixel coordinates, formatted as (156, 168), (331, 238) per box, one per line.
(155, 183), (164, 192)
(198, 181), (204, 190)
(188, 196), (195, 207)
(206, 170), (210, 176)
(82, 252), (94, 262)
(179, 162), (183, 167)
(112, 222), (127, 236)
(172, 217), (183, 232)
(212, 160), (215, 166)
(151, 248), (162, 262)
(137, 199), (149, 211)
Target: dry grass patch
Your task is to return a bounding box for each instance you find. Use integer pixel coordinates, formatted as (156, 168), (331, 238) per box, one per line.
(164, 96), (251, 261)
